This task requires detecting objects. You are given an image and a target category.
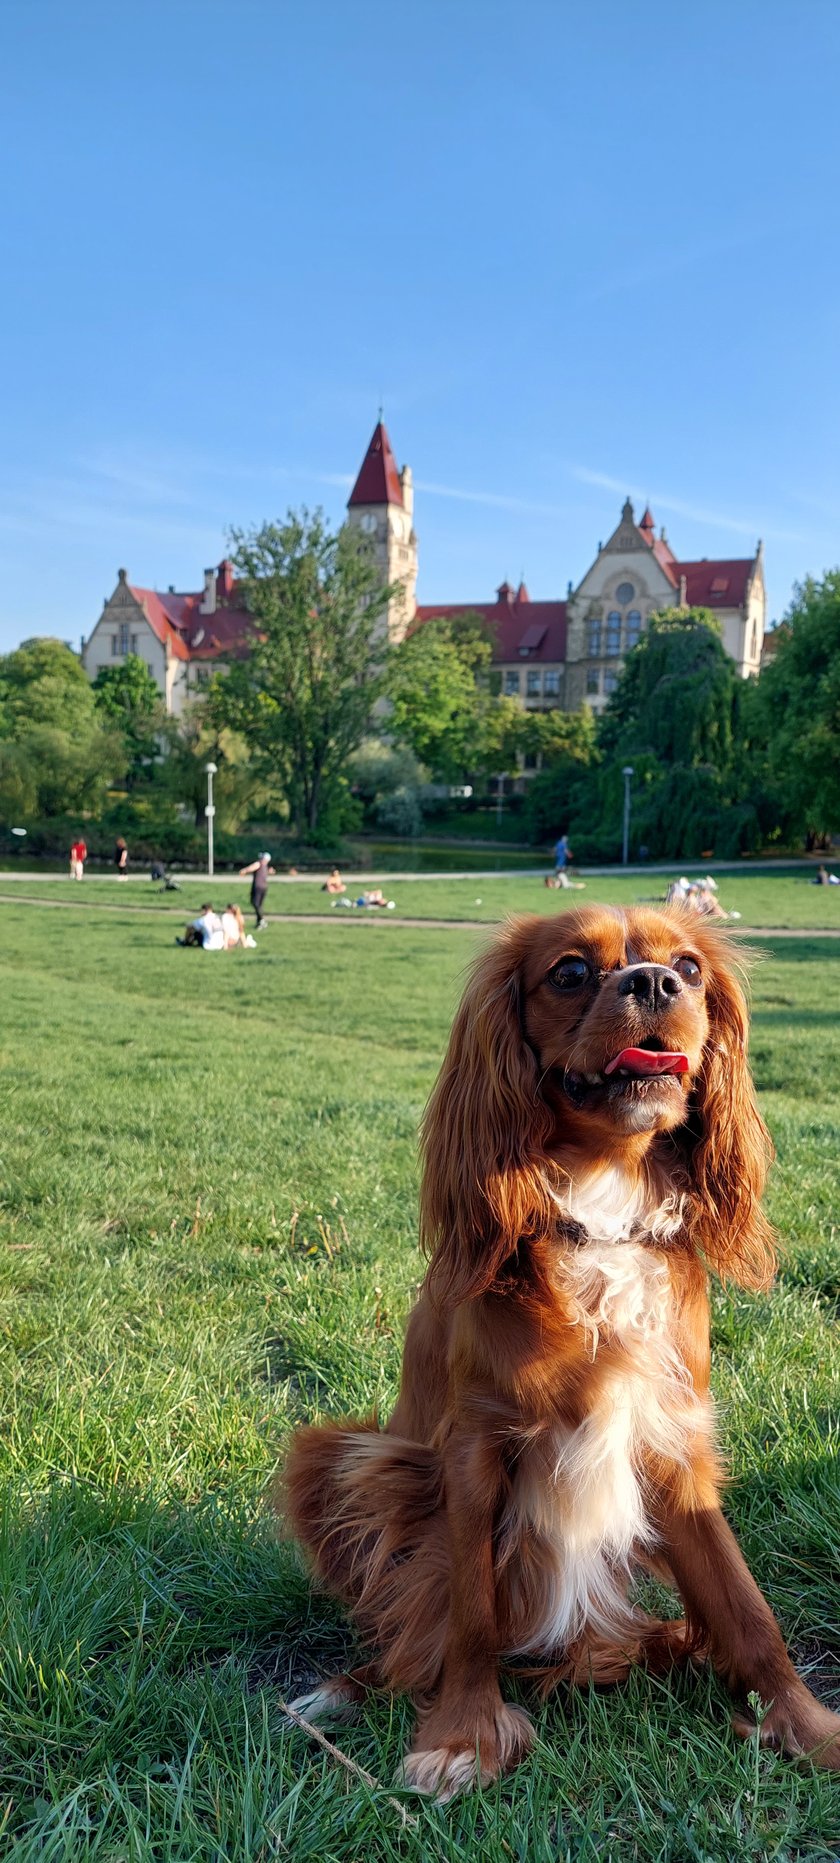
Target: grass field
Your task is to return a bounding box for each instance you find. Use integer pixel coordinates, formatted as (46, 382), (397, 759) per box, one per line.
(1, 867), (839, 929)
(1, 898), (839, 1860)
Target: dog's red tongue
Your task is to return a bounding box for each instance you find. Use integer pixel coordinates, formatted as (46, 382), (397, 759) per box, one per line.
(604, 1047), (690, 1078)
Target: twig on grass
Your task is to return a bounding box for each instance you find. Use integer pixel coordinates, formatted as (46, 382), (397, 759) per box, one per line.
(277, 1694), (419, 1831)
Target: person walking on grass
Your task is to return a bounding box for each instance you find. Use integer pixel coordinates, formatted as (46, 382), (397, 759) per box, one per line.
(239, 851), (275, 930)
(114, 836), (129, 880)
(70, 835), (87, 881)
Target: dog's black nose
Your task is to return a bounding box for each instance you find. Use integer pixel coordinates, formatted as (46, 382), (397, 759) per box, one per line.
(617, 964), (683, 1009)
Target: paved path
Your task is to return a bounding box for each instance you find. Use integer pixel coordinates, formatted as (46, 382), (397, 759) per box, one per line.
(0, 892), (837, 936)
(0, 856), (831, 884)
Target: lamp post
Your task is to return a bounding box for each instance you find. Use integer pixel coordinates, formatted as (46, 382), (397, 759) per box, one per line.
(204, 761), (217, 878)
(621, 765), (634, 867)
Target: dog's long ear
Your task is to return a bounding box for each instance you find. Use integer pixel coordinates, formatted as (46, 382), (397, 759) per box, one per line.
(687, 935), (776, 1291)
(420, 918), (554, 1307)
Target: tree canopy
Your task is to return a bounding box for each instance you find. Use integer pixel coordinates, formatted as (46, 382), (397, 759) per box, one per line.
(754, 574), (840, 840)
(0, 638), (124, 822)
(385, 612), (525, 783)
(210, 511), (394, 837)
(93, 655), (164, 787)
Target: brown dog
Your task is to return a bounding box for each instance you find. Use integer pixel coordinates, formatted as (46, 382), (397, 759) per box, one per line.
(284, 908), (840, 1798)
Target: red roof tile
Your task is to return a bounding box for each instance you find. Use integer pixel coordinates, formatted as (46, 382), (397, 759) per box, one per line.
(347, 420), (403, 508)
(415, 597), (567, 664)
(128, 565), (253, 663)
(673, 558), (754, 608)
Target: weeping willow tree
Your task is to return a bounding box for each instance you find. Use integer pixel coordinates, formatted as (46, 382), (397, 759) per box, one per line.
(571, 610), (760, 860)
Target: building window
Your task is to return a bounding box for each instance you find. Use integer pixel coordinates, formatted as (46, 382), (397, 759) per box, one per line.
(616, 581), (635, 604)
(604, 670), (619, 696)
(523, 751), (538, 771)
(526, 668), (541, 696)
(118, 622), (130, 655)
(588, 618), (601, 656)
(543, 668), (560, 696)
(606, 611), (621, 654)
(504, 669), (520, 695)
(586, 668), (600, 696)
(111, 634), (119, 656)
(750, 619), (758, 659)
(625, 609), (642, 648)
(130, 632), (139, 654)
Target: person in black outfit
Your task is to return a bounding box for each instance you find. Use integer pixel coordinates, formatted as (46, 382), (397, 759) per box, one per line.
(239, 852), (275, 929)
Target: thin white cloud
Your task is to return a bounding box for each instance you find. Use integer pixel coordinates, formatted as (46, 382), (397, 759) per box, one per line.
(415, 478), (564, 519)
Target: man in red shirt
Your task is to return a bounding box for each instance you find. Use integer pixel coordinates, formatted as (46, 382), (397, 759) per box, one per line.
(70, 837), (88, 881)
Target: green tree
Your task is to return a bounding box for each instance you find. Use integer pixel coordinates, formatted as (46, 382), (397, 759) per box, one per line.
(385, 612), (523, 784)
(569, 610), (758, 861)
(598, 608), (739, 773)
(755, 575), (840, 841)
(92, 655), (165, 787)
(520, 708), (599, 843)
(0, 638), (124, 821)
(210, 510), (395, 837)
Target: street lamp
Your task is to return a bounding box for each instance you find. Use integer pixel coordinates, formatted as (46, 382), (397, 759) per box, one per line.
(204, 761), (218, 878)
(621, 765), (634, 867)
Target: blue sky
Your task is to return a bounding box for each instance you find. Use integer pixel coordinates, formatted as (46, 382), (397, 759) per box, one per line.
(2, 0), (839, 652)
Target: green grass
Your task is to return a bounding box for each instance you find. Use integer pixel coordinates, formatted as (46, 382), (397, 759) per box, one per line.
(0, 902), (838, 1860)
(1, 867), (839, 928)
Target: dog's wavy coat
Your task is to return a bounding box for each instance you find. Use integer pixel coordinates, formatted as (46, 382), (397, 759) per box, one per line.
(284, 907), (840, 1798)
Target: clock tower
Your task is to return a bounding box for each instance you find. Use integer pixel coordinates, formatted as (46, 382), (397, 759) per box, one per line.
(346, 419), (417, 642)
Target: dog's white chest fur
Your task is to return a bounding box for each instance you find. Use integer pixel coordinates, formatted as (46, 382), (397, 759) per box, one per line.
(508, 1171), (705, 1655)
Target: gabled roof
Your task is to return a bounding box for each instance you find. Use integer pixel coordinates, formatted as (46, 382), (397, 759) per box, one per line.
(632, 504), (755, 603)
(126, 561), (253, 662)
(415, 592), (567, 663)
(347, 420), (404, 508)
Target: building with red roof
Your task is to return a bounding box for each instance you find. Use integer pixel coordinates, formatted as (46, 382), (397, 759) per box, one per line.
(82, 562), (252, 714)
(82, 424), (766, 717)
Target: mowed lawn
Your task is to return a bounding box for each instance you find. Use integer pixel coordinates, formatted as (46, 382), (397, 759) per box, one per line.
(0, 901), (839, 1861)
(1, 866), (839, 930)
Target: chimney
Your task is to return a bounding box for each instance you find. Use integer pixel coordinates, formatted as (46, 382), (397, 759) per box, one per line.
(201, 568), (217, 615)
(217, 559), (235, 602)
(399, 464), (413, 521)
(496, 580), (514, 606)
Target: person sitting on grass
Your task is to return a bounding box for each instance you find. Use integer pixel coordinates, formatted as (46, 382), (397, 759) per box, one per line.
(176, 903), (225, 950)
(221, 903), (251, 948)
(322, 867), (347, 895)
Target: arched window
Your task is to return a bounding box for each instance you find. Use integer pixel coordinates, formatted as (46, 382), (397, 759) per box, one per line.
(588, 618), (601, 656)
(606, 610), (621, 654)
(626, 610), (642, 648)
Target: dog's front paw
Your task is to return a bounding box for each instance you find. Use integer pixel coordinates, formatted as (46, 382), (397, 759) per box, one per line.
(397, 1700), (533, 1801)
(733, 1687), (840, 1770)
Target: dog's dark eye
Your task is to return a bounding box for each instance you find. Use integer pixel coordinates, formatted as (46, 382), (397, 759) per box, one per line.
(674, 955), (702, 987)
(547, 957), (591, 990)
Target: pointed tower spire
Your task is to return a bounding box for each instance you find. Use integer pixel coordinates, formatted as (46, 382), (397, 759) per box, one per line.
(639, 505), (655, 545)
(348, 420), (404, 508)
